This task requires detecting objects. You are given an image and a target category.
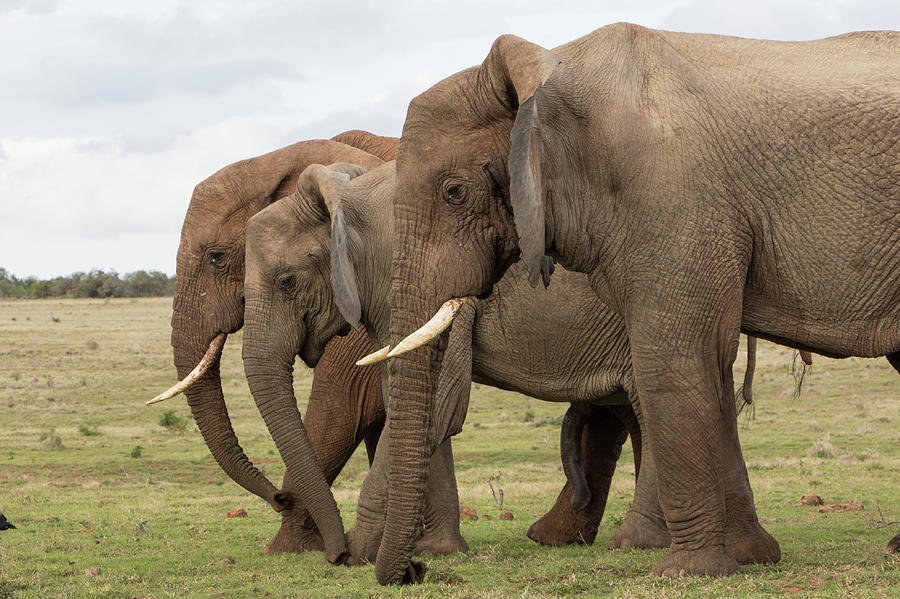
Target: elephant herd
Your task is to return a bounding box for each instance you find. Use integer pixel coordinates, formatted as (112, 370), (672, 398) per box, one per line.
(151, 23), (899, 585)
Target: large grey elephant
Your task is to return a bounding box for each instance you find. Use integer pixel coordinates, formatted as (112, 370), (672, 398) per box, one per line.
(380, 24), (899, 582)
(154, 131), (631, 562)
(241, 160), (772, 569)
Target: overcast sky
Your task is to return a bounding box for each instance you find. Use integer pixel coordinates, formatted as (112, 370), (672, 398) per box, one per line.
(1, 0), (897, 278)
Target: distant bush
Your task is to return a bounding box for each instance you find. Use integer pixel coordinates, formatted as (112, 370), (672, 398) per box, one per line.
(130, 445), (144, 458)
(39, 428), (64, 450)
(0, 267), (176, 299)
(78, 423), (101, 437)
(158, 410), (187, 432)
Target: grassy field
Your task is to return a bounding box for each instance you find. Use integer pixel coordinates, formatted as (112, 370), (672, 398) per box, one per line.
(0, 297), (897, 598)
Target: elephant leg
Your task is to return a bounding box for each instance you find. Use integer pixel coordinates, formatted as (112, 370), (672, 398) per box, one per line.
(414, 439), (469, 555)
(719, 370), (781, 565)
(629, 298), (743, 577)
(265, 470), (325, 555)
(527, 404), (628, 546)
(609, 405), (671, 550)
(886, 351), (900, 374)
(347, 428), (467, 564)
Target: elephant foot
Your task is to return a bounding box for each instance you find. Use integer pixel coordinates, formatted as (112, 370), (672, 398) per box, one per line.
(263, 511), (324, 555)
(887, 532), (900, 554)
(526, 510), (599, 546)
(725, 522), (781, 565)
(652, 545), (739, 578)
(608, 510), (670, 550)
(414, 529), (468, 555)
(344, 524), (380, 566)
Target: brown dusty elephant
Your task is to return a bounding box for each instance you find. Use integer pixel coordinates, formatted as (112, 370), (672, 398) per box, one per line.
(155, 131), (396, 562)
(152, 131), (624, 561)
(378, 24), (899, 582)
(241, 160), (769, 566)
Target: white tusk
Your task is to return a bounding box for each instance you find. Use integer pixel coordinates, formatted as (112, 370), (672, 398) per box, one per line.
(146, 333), (226, 405)
(386, 298), (466, 359)
(355, 345), (391, 366)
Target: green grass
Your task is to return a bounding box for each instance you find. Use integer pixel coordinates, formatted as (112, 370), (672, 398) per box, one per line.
(0, 297), (898, 598)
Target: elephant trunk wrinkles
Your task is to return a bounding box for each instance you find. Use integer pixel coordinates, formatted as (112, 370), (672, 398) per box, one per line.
(242, 311), (348, 564)
(376, 265), (438, 585)
(171, 304), (278, 508)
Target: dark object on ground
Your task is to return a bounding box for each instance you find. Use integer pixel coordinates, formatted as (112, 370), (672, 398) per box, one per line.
(0, 511), (15, 530)
(887, 533), (900, 555)
(799, 493), (824, 506)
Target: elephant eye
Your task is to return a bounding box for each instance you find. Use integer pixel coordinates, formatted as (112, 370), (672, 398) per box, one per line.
(443, 183), (465, 206)
(279, 275), (296, 293)
(209, 251), (226, 268)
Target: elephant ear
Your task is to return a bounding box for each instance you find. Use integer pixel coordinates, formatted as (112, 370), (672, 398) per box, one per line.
(509, 92), (551, 288)
(296, 163), (368, 328)
(483, 34), (559, 288)
(483, 34), (560, 109)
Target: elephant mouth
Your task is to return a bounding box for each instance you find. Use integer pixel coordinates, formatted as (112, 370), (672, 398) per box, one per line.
(147, 333), (227, 405)
(298, 317), (353, 369)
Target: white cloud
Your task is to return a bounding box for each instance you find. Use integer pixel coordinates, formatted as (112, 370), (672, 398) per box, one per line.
(0, 0), (895, 278)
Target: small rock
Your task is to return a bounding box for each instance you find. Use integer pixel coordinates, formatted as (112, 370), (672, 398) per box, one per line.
(499, 512), (514, 521)
(799, 493), (824, 506)
(225, 508), (247, 518)
(818, 500), (863, 513)
(217, 556), (235, 565)
(459, 505), (478, 521)
(83, 567), (101, 577)
(887, 533), (900, 555)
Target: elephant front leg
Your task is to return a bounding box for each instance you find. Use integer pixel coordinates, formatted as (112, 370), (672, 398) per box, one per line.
(347, 432), (467, 565)
(608, 407), (670, 549)
(264, 469), (325, 555)
(635, 345), (739, 577)
(414, 439), (469, 555)
(719, 369), (780, 565)
(528, 404), (629, 546)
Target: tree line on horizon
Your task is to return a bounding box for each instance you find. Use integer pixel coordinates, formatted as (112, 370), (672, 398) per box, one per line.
(0, 268), (176, 299)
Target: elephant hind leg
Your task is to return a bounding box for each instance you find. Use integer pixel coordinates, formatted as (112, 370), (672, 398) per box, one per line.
(528, 404), (628, 546)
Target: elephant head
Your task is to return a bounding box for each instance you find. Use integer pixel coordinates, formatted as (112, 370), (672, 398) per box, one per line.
(156, 135), (393, 522)
(379, 35), (561, 584)
(242, 160), (397, 563)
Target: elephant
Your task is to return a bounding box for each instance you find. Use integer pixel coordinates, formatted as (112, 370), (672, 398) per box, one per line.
(240, 160), (770, 569)
(152, 130), (632, 561)
(380, 23), (899, 581)
(154, 130), (398, 562)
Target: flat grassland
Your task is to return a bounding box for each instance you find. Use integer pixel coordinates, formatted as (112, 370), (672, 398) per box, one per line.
(0, 298), (897, 598)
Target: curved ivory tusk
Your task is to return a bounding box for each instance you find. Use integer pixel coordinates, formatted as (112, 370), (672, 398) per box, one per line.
(386, 298), (466, 359)
(355, 345), (390, 366)
(146, 333), (226, 405)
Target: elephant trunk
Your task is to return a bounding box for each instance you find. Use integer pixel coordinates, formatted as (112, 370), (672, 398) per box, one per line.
(375, 259), (438, 585)
(170, 297), (279, 508)
(242, 300), (348, 564)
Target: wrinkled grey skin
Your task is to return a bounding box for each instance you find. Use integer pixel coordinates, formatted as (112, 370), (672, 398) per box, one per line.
(242, 161), (768, 572)
(387, 23), (900, 581)
(168, 131), (395, 562)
